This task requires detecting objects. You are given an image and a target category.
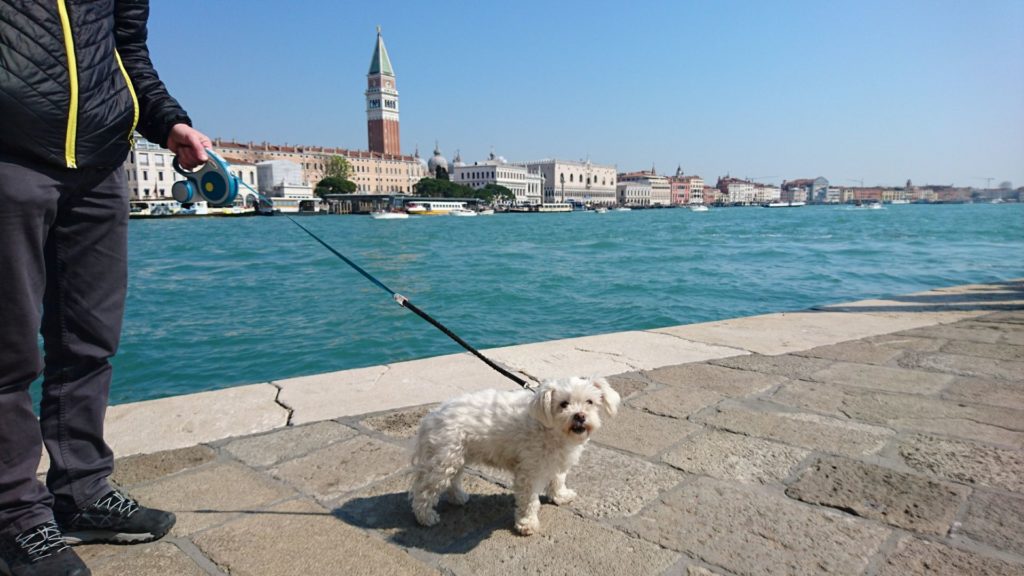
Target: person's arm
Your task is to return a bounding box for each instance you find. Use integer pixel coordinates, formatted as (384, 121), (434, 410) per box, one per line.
(115, 0), (209, 168)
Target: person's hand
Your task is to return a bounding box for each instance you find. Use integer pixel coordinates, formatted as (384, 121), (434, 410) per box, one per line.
(166, 123), (212, 169)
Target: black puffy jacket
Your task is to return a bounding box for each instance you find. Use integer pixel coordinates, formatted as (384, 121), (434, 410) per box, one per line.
(0, 0), (191, 169)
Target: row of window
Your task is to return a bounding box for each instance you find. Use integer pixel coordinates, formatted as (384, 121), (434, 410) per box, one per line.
(133, 152), (166, 166)
(560, 173), (611, 186)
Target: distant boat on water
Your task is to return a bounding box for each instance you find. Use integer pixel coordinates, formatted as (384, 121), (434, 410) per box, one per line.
(370, 210), (409, 220)
(688, 204), (709, 212)
(763, 201), (806, 208)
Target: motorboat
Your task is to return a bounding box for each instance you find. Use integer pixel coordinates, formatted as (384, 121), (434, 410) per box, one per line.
(449, 207), (479, 217)
(612, 206), (632, 212)
(763, 201), (805, 208)
(477, 208), (496, 215)
(688, 204), (709, 212)
(594, 207), (609, 213)
(370, 210), (409, 220)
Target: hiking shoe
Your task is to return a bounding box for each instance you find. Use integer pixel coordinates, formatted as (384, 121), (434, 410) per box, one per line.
(55, 490), (175, 545)
(0, 520), (90, 576)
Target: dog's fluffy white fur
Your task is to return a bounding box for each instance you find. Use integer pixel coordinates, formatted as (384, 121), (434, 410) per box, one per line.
(409, 376), (620, 535)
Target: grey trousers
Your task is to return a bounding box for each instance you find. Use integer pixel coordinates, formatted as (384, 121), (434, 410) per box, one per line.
(0, 155), (127, 537)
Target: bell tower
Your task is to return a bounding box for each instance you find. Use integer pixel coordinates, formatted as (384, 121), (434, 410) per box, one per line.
(366, 26), (400, 156)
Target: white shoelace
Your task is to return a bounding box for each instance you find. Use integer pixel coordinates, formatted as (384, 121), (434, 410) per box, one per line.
(14, 521), (68, 561)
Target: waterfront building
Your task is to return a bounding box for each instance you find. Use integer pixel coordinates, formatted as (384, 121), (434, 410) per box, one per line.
(124, 136), (185, 200)
(667, 167), (705, 206)
(668, 167), (685, 204)
(517, 159), (617, 206)
(619, 168), (671, 206)
(781, 177), (828, 203)
(210, 141), (426, 195)
(716, 176), (757, 205)
(683, 175), (706, 205)
(616, 181), (652, 206)
(256, 160), (305, 195)
(366, 26), (401, 156)
(451, 151), (544, 205)
(852, 187), (884, 203)
(823, 186), (843, 204)
(754, 183), (782, 204)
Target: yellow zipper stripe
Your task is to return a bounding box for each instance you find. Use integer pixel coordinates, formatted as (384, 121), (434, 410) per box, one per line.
(114, 49), (139, 146)
(56, 0), (78, 168)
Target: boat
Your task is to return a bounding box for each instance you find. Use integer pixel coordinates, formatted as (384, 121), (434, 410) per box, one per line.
(594, 207), (609, 213)
(403, 200), (469, 215)
(538, 203), (573, 213)
(449, 207), (478, 217)
(370, 210), (409, 220)
(612, 206), (632, 212)
(890, 199), (910, 205)
(688, 204), (709, 212)
(764, 201), (805, 208)
(477, 208), (495, 215)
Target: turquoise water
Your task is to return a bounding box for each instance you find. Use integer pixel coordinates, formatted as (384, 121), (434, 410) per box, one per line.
(103, 204), (1023, 404)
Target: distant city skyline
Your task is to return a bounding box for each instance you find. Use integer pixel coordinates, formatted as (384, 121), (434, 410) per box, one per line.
(148, 1), (1023, 188)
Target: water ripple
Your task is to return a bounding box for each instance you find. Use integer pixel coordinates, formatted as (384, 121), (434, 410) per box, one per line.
(104, 204), (1024, 404)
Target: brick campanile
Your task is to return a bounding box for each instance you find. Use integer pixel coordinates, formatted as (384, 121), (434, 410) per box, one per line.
(366, 26), (400, 156)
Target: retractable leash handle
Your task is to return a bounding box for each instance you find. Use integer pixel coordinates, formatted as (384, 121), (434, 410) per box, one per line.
(171, 148), (239, 207)
(284, 217), (535, 391)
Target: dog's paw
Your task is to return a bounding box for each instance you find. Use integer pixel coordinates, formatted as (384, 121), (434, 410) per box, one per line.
(414, 508), (441, 527)
(551, 488), (577, 506)
(514, 516), (540, 536)
(447, 488), (470, 506)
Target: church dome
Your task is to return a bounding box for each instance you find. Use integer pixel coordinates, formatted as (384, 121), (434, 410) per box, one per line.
(452, 150), (465, 168)
(427, 144), (448, 175)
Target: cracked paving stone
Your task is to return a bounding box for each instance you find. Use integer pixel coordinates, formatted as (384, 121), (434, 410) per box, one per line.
(644, 363), (787, 397)
(956, 489), (1024, 556)
(785, 456), (968, 534)
(270, 435), (409, 501)
(898, 434), (1024, 493)
(224, 421), (358, 468)
(796, 341), (906, 366)
(773, 380), (1024, 448)
(710, 352), (835, 380)
(696, 402), (894, 457)
(361, 404), (436, 439)
(110, 445), (216, 487)
(808, 361), (954, 394)
(877, 536), (1024, 576)
(898, 351), (1024, 382)
(596, 405), (701, 457)
(662, 430), (809, 485)
(623, 477), (889, 576)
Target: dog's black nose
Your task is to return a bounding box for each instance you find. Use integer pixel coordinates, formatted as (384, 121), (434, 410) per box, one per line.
(573, 413), (586, 424)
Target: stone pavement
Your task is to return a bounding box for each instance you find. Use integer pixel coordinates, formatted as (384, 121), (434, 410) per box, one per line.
(15, 280), (1024, 575)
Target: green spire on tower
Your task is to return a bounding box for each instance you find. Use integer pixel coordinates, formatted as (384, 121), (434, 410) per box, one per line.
(368, 26), (394, 76)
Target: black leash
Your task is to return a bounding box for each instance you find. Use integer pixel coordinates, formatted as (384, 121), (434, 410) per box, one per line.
(285, 215), (533, 390)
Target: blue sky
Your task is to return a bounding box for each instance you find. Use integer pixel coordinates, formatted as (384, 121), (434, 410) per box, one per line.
(148, 1), (1023, 188)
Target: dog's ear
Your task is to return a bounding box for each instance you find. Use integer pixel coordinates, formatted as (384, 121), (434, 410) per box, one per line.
(592, 377), (620, 417)
(529, 383), (555, 428)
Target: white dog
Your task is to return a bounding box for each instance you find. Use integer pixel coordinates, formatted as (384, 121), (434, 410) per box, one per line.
(409, 376), (620, 535)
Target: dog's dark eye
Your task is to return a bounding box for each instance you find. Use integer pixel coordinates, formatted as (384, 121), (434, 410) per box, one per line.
(586, 400), (594, 405)
(559, 401), (569, 409)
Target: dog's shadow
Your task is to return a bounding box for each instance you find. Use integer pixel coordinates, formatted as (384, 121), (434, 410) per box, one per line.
(333, 488), (518, 554)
